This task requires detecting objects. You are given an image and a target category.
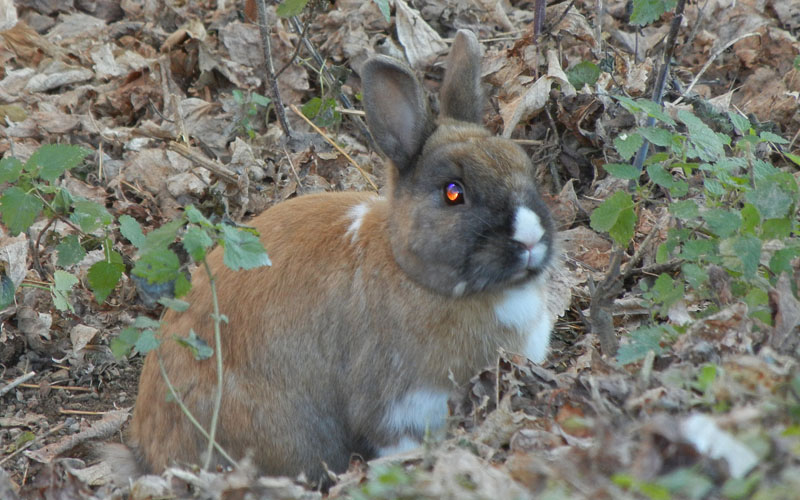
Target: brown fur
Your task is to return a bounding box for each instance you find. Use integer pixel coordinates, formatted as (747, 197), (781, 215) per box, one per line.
(123, 30), (555, 485)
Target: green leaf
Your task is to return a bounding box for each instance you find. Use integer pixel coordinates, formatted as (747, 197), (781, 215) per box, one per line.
(51, 187), (74, 216)
(566, 61), (601, 88)
(656, 467), (714, 499)
(87, 250), (125, 303)
(759, 131), (788, 144)
(731, 235), (762, 278)
(133, 316), (162, 329)
(159, 297), (190, 312)
(174, 273), (191, 298)
(590, 191), (636, 246)
(740, 204), (759, 235)
(651, 272), (683, 310)
(682, 262), (708, 289)
(220, 224), (271, 271)
(761, 218), (792, 239)
(0, 156), (23, 183)
(51, 270), (79, 312)
(727, 112), (751, 134)
(617, 326), (665, 364)
(301, 97), (340, 127)
(679, 110), (725, 162)
(132, 249), (181, 284)
(630, 0), (670, 26)
(0, 186), (43, 235)
(639, 126), (674, 147)
(134, 329), (160, 354)
(70, 200), (113, 233)
(185, 205), (211, 226)
(372, 0), (391, 22)
(614, 133), (643, 161)
(786, 152), (800, 167)
(183, 226), (213, 262)
(702, 208), (741, 238)
(250, 93), (271, 107)
(119, 215), (146, 248)
(56, 234), (86, 267)
(53, 270), (79, 292)
(614, 96), (676, 126)
(669, 200), (699, 220)
(604, 163), (641, 180)
(770, 247), (800, 276)
(647, 164), (675, 188)
(276, 0), (309, 17)
(745, 179), (793, 219)
(139, 219), (183, 254)
(681, 239), (714, 261)
(26, 144), (89, 183)
(610, 208), (637, 247)
(174, 330), (213, 360)
(704, 178), (724, 197)
(0, 273), (15, 309)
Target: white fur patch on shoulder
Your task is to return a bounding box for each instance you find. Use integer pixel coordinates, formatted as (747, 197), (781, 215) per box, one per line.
(494, 280), (552, 363)
(377, 436), (421, 458)
(344, 200), (374, 243)
(383, 389), (449, 438)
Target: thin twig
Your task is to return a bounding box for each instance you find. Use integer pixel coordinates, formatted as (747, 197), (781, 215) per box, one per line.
(167, 142), (241, 186)
(0, 422), (66, 466)
(0, 371), (36, 397)
(19, 383), (92, 392)
(285, 15), (376, 151)
(58, 409), (106, 415)
(673, 32), (761, 106)
(282, 146), (304, 194)
(274, 2), (315, 78)
(290, 104), (379, 192)
(257, 0), (292, 137)
(632, 0), (688, 173)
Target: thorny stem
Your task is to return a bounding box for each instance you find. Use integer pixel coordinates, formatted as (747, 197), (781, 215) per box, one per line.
(257, 0), (292, 137)
(203, 258), (226, 471)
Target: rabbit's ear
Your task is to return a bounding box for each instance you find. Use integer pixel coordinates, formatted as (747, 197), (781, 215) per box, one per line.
(362, 56), (433, 171)
(440, 30), (483, 124)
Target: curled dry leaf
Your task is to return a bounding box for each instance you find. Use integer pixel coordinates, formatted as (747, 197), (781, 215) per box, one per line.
(394, 0), (447, 68)
(501, 49), (575, 137)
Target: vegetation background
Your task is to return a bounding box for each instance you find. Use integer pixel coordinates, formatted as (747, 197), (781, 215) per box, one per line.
(0, 0), (798, 498)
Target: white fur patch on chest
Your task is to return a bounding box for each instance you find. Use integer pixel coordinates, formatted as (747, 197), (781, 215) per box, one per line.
(493, 280), (552, 363)
(382, 389), (449, 439)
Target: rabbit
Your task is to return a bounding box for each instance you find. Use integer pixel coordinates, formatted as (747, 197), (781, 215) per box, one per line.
(119, 29), (556, 485)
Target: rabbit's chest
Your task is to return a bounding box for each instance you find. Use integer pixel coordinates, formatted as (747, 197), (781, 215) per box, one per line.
(493, 280), (551, 364)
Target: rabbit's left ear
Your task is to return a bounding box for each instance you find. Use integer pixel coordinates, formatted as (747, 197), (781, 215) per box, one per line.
(439, 30), (484, 124)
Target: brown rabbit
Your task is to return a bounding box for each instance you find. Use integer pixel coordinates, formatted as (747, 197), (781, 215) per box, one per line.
(120, 29), (555, 484)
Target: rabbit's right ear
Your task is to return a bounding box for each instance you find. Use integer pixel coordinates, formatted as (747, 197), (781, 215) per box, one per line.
(362, 56), (433, 171)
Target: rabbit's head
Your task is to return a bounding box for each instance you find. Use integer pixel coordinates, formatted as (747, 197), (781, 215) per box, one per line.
(362, 30), (555, 297)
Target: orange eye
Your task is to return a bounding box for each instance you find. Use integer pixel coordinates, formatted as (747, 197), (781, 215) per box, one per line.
(444, 182), (464, 205)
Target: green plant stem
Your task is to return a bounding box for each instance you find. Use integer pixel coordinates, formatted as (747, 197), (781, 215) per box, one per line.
(202, 258), (225, 471)
(157, 354), (238, 467)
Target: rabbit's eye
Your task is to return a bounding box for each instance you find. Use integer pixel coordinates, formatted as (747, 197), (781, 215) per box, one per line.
(444, 182), (465, 205)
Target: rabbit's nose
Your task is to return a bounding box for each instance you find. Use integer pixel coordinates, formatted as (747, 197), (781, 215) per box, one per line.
(512, 206), (547, 269)
(512, 206), (545, 248)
